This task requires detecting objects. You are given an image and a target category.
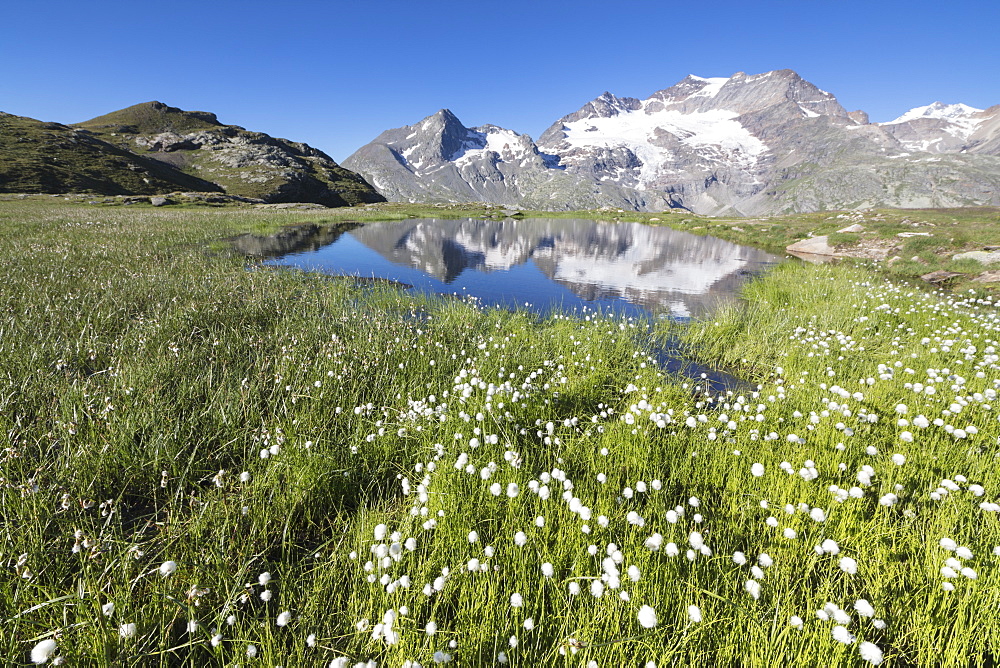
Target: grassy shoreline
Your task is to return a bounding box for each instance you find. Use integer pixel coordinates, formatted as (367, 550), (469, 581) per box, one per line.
(2, 199), (999, 666)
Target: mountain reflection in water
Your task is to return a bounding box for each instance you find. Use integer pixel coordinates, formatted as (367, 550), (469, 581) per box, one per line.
(263, 218), (780, 318)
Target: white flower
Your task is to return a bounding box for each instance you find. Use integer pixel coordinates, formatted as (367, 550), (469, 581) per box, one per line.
(276, 611), (292, 627)
(899, 431), (913, 443)
(212, 633), (224, 647)
(854, 599), (875, 617)
(687, 605), (702, 622)
(637, 605), (658, 628)
(751, 463), (765, 477)
(159, 560), (177, 577)
(939, 537), (957, 551)
(258, 571), (272, 586)
(514, 531), (527, 546)
(858, 641), (884, 664)
(260, 590), (272, 601)
(119, 623), (137, 638)
(644, 533), (663, 551)
(541, 562), (554, 578)
(246, 645), (258, 658)
(510, 593), (523, 608)
(745, 579), (761, 600)
(468, 531), (479, 543)
(523, 618), (535, 630)
(374, 524), (387, 540)
(891, 454), (906, 466)
(789, 615), (804, 630)
(732, 551), (747, 565)
(839, 556), (858, 575)
(102, 602), (115, 617)
(590, 580), (604, 597)
(810, 508), (827, 523)
(30, 639), (57, 664)
(758, 553), (773, 568)
(832, 625), (855, 645)
(186, 620), (198, 633)
(821, 539), (840, 555)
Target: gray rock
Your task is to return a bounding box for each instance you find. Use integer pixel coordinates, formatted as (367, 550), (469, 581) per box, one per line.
(837, 224), (865, 233)
(972, 270), (1000, 283)
(786, 236), (836, 256)
(150, 196), (171, 206)
(952, 251), (1000, 265)
(921, 270), (963, 284)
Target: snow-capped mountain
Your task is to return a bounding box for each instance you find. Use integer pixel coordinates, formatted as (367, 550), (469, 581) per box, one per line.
(342, 109), (669, 211)
(880, 102), (1000, 154)
(344, 70), (1000, 215)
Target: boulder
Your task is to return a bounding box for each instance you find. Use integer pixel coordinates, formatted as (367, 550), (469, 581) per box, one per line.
(150, 196), (172, 206)
(920, 270), (962, 284)
(836, 224), (865, 233)
(972, 270), (1000, 283)
(952, 251), (1000, 265)
(786, 235), (836, 256)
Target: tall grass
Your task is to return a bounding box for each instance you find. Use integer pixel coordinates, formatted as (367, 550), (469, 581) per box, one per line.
(1, 201), (998, 666)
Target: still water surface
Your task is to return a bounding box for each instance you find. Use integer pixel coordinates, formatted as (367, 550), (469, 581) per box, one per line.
(249, 218), (780, 319)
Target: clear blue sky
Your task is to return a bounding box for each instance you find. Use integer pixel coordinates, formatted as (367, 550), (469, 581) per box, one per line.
(2, 0), (998, 161)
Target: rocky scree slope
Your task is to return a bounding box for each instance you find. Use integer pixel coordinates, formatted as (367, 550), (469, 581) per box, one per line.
(345, 70), (1000, 215)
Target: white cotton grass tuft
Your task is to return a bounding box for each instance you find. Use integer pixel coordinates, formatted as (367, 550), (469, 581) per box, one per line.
(751, 463), (765, 477)
(159, 560), (177, 577)
(510, 593), (523, 608)
(119, 623), (137, 638)
(687, 604), (702, 622)
(637, 605), (658, 628)
(854, 599), (875, 617)
(789, 615), (804, 630)
(30, 639), (58, 664)
(858, 641), (884, 665)
(839, 556), (858, 575)
(832, 625), (855, 645)
(276, 610), (292, 627)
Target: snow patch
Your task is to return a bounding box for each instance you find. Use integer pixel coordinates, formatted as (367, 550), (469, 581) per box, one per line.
(452, 128), (527, 166)
(687, 76), (730, 98)
(553, 105), (767, 187)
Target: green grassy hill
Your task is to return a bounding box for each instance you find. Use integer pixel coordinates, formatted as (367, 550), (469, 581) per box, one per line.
(0, 112), (221, 195)
(75, 101), (386, 207)
(0, 102), (385, 208)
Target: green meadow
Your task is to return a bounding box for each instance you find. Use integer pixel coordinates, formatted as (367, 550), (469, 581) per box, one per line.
(2, 198), (999, 666)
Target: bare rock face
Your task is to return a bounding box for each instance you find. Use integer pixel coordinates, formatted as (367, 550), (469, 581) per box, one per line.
(345, 70), (1000, 215)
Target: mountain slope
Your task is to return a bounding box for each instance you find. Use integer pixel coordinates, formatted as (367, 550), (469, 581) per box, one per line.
(879, 102), (1000, 155)
(342, 109), (672, 211)
(348, 70), (1000, 215)
(0, 112), (220, 195)
(76, 102), (385, 207)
